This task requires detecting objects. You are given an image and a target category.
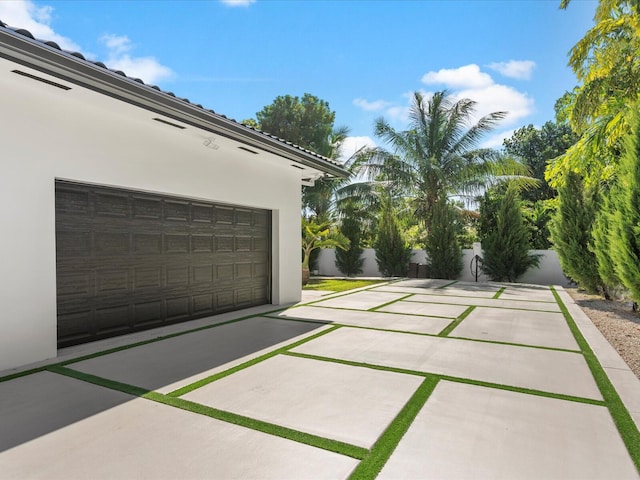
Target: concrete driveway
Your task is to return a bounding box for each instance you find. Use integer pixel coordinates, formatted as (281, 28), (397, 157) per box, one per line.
(1, 280), (639, 479)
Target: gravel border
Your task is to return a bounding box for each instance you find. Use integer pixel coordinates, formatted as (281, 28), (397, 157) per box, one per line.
(567, 288), (640, 379)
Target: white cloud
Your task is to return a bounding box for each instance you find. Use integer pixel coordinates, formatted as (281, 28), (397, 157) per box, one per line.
(100, 33), (130, 55)
(220, 0), (256, 6)
(420, 63), (534, 127)
(0, 0), (81, 51)
(488, 60), (536, 80)
(422, 64), (493, 89)
(99, 33), (173, 84)
(338, 136), (377, 163)
(353, 98), (391, 112)
(454, 84), (534, 125)
(0, 1), (173, 84)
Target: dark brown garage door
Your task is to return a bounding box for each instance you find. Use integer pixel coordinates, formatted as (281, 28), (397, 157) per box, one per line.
(55, 180), (271, 347)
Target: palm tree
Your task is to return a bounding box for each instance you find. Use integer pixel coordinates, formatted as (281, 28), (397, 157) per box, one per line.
(354, 90), (531, 233)
(301, 217), (349, 285)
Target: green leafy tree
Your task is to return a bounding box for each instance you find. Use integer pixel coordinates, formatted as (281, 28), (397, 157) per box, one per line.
(548, 0), (640, 187)
(335, 214), (364, 276)
(481, 184), (540, 282)
(521, 199), (555, 249)
(503, 122), (578, 202)
(247, 93), (352, 220)
(253, 93), (336, 156)
(374, 196), (412, 277)
(609, 107), (640, 304)
(425, 196), (463, 279)
(549, 171), (602, 292)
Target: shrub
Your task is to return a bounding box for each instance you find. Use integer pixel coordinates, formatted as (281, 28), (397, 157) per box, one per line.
(335, 215), (364, 276)
(549, 171), (601, 293)
(609, 107), (640, 304)
(481, 184), (540, 282)
(374, 198), (412, 277)
(425, 196), (463, 279)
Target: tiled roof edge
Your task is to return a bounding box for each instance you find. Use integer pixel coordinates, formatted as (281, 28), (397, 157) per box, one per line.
(0, 19), (343, 169)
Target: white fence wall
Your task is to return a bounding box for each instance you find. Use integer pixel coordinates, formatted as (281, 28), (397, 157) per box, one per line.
(315, 248), (571, 287)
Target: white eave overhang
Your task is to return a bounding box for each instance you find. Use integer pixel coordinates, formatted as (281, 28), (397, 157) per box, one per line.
(0, 24), (349, 180)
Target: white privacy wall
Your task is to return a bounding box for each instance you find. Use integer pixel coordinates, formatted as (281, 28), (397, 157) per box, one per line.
(0, 66), (302, 371)
(316, 248), (571, 286)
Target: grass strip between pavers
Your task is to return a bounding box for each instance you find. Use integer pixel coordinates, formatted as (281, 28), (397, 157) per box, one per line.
(436, 280), (458, 289)
(347, 376), (440, 480)
(0, 308), (289, 384)
(268, 313), (584, 354)
(492, 287), (506, 299)
(47, 364), (368, 461)
(368, 293), (414, 311)
(438, 306), (476, 336)
(283, 351), (606, 407)
(166, 325), (341, 397)
(551, 287), (640, 472)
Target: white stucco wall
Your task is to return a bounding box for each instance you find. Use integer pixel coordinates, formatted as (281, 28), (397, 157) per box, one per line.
(316, 248), (571, 287)
(0, 64), (304, 371)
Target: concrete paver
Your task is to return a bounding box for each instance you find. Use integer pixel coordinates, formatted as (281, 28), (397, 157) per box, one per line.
(498, 286), (557, 302)
(378, 381), (639, 480)
(309, 290), (408, 310)
(0, 373), (357, 480)
(1, 283), (638, 479)
(406, 293), (562, 312)
(450, 306), (579, 350)
(70, 317), (324, 393)
(276, 305), (452, 334)
(372, 285), (498, 298)
(292, 327), (602, 399)
(379, 300), (470, 318)
(183, 354), (423, 448)
(0, 371), (132, 452)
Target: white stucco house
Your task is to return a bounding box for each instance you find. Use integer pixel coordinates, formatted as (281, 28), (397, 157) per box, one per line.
(0, 21), (347, 371)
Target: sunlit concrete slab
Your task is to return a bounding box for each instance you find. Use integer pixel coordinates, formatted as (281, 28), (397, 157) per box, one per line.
(378, 381), (638, 480)
(276, 305), (452, 334)
(0, 375), (357, 480)
(406, 294), (561, 312)
(450, 307), (579, 350)
(183, 354), (422, 448)
(372, 285), (497, 298)
(292, 327), (601, 400)
(309, 290), (408, 310)
(388, 279), (454, 288)
(499, 286), (557, 302)
(70, 317), (326, 393)
(0, 371), (132, 453)
(379, 300), (470, 318)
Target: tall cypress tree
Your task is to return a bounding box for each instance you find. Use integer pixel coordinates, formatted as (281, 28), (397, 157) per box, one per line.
(609, 107), (640, 304)
(549, 171), (601, 293)
(335, 215), (364, 276)
(425, 196), (463, 279)
(481, 184), (540, 282)
(591, 188), (619, 299)
(374, 197), (411, 277)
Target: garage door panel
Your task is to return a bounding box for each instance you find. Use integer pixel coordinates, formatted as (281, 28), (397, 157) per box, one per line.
(56, 181), (271, 347)
(96, 192), (129, 218)
(95, 305), (131, 333)
(166, 296), (191, 320)
(58, 310), (94, 341)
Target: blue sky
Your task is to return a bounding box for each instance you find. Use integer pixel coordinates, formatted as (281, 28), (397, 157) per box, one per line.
(0, 0), (597, 159)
